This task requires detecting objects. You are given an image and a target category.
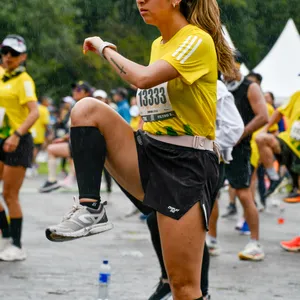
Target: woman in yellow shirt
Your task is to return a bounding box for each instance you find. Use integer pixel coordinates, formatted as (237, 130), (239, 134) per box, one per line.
(0, 35), (39, 261)
(46, 1), (235, 299)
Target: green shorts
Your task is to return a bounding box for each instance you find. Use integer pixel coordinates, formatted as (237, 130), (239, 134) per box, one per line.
(276, 137), (300, 174)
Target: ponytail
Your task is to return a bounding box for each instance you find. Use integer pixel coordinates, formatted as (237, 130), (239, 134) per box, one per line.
(180, 0), (236, 78)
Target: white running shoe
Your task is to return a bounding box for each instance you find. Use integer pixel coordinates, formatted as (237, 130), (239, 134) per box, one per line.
(59, 175), (76, 190)
(0, 238), (12, 252)
(206, 237), (221, 256)
(238, 241), (265, 261)
(0, 244), (27, 261)
(46, 197), (113, 242)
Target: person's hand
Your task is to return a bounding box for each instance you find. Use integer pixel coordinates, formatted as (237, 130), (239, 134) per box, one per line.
(83, 37), (104, 55)
(3, 135), (20, 153)
(52, 137), (66, 144)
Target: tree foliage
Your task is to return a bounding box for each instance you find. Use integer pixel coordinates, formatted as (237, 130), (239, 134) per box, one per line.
(0, 0), (298, 101)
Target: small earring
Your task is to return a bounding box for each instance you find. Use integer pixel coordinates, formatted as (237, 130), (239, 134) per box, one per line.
(173, 3), (176, 8)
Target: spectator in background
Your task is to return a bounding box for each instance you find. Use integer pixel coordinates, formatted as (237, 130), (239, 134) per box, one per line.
(112, 87), (131, 124)
(246, 72), (263, 86)
(39, 81), (92, 193)
(26, 96), (51, 177)
(0, 58), (4, 79)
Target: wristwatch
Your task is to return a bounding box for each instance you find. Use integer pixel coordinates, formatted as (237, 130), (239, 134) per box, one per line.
(99, 42), (117, 59)
(13, 130), (22, 138)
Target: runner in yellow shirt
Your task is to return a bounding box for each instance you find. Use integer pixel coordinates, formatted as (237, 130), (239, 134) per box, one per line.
(0, 35), (39, 261)
(46, 1), (236, 299)
(256, 91), (300, 200)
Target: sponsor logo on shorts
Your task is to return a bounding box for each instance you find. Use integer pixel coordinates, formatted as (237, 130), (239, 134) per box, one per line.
(168, 206), (180, 214)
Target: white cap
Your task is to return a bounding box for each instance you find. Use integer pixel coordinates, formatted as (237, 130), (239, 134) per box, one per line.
(93, 89), (108, 99)
(2, 36), (27, 53)
(63, 96), (75, 104)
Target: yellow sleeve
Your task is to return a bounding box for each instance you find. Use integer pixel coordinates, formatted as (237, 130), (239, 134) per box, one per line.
(278, 91), (300, 118)
(161, 35), (215, 85)
(19, 75), (37, 105)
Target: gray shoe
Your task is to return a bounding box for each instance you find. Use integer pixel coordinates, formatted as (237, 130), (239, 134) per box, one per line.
(46, 197), (113, 242)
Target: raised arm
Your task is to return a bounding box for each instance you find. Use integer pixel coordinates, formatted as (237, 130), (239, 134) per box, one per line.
(83, 37), (179, 89)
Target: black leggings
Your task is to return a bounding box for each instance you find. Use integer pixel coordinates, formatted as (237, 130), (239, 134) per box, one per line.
(147, 212), (210, 297)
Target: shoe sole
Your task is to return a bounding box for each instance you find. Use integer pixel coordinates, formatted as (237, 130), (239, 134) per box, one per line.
(45, 222), (114, 242)
(238, 253), (265, 261)
(0, 255), (26, 261)
(284, 199), (300, 204)
(280, 244), (300, 252)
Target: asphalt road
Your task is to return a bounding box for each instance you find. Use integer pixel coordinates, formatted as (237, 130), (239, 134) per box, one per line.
(0, 175), (299, 300)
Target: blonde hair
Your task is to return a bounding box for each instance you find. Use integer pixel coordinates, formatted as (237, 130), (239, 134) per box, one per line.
(180, 0), (236, 78)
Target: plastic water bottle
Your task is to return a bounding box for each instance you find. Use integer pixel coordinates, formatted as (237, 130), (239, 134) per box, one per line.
(98, 260), (111, 300)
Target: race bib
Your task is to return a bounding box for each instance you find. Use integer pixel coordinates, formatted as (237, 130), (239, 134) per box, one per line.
(290, 121), (300, 141)
(0, 107), (6, 128)
(137, 82), (176, 122)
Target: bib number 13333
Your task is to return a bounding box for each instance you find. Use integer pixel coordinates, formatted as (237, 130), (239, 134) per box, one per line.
(137, 82), (176, 122)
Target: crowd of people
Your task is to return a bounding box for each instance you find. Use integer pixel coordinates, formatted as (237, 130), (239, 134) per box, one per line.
(0, 0), (299, 300)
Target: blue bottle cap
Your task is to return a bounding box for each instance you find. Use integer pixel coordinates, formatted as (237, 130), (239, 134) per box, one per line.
(103, 260), (109, 264)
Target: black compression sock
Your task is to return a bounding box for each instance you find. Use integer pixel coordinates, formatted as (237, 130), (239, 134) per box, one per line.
(0, 210), (10, 238)
(10, 218), (22, 248)
(195, 298), (203, 300)
(71, 127), (106, 209)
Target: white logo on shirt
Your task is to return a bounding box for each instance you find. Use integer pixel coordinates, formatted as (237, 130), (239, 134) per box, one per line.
(172, 35), (203, 64)
(4, 84), (11, 89)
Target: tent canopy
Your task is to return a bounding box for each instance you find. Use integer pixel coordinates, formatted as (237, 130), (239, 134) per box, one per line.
(254, 19), (300, 102)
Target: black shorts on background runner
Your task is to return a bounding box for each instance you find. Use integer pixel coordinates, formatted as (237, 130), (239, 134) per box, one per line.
(276, 137), (300, 174)
(0, 133), (33, 168)
(225, 143), (252, 189)
(120, 130), (219, 230)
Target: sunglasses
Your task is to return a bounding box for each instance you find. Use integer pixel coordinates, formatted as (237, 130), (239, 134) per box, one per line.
(1, 47), (21, 57)
(73, 87), (83, 92)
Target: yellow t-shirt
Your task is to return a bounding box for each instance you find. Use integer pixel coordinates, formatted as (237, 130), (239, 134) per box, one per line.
(0, 66), (5, 80)
(0, 72), (37, 138)
(277, 91), (300, 157)
(139, 24), (217, 138)
(250, 103), (279, 168)
(31, 105), (50, 144)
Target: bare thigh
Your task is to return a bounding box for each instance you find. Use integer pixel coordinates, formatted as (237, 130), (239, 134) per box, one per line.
(2, 165), (26, 218)
(71, 98), (144, 200)
(158, 202), (206, 298)
(48, 142), (70, 158)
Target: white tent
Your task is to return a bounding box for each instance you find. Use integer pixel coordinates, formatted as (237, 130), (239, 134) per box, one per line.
(254, 19), (300, 102)
(222, 25), (249, 76)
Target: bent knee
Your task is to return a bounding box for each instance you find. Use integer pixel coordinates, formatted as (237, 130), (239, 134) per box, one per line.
(255, 133), (271, 145)
(71, 97), (104, 126)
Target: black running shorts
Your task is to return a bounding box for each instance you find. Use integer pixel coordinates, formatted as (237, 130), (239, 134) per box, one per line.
(0, 133), (33, 168)
(276, 137), (300, 174)
(225, 143), (252, 189)
(121, 130), (219, 230)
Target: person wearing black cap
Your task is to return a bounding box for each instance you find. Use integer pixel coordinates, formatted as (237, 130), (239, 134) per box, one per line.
(0, 35), (39, 261)
(39, 81), (92, 193)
